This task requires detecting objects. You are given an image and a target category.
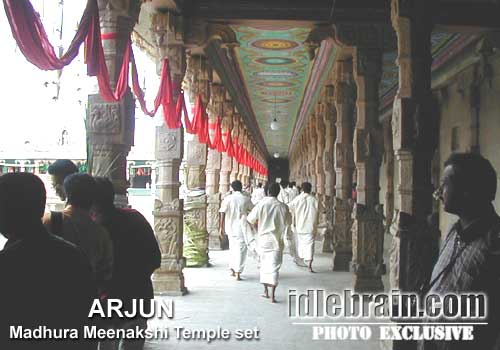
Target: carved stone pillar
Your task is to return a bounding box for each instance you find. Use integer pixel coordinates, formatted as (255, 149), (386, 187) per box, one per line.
(220, 94), (234, 195)
(87, 2), (139, 207)
(183, 55), (210, 267)
(151, 11), (187, 295)
(230, 115), (241, 183)
(315, 103), (326, 197)
(206, 83), (225, 250)
(390, 0), (439, 298)
(333, 60), (356, 271)
(351, 48), (385, 292)
(322, 84), (337, 253)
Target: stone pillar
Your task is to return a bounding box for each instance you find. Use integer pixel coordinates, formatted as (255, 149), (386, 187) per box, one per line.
(351, 48), (385, 292)
(206, 83), (225, 250)
(151, 11), (187, 295)
(308, 118), (317, 190)
(315, 102), (326, 197)
(383, 119), (395, 225)
(87, 2), (139, 207)
(322, 83), (337, 253)
(220, 94), (234, 195)
(183, 55), (210, 267)
(230, 115), (241, 183)
(390, 0), (439, 295)
(333, 59), (356, 271)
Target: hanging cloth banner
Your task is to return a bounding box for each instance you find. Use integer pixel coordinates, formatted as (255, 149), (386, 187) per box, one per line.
(3, 0), (95, 70)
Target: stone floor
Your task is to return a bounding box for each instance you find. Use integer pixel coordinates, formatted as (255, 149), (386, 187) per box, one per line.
(146, 249), (390, 350)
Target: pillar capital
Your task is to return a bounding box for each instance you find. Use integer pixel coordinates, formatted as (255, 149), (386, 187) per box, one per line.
(185, 54), (211, 104)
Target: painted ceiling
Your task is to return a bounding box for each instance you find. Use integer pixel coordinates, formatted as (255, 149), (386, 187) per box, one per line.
(232, 25), (312, 156)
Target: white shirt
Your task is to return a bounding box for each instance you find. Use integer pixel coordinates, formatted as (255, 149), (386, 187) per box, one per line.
(247, 197), (291, 251)
(277, 186), (290, 204)
(286, 187), (298, 202)
(251, 187), (266, 204)
(219, 191), (253, 238)
(288, 193), (319, 234)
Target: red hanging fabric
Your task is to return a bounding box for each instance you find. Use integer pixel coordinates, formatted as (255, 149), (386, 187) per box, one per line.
(213, 117), (224, 152)
(131, 54), (167, 117)
(3, 0), (96, 70)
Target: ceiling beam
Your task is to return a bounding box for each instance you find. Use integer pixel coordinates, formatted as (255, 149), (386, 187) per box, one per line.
(435, 3), (500, 29)
(205, 40), (269, 158)
(183, 0), (389, 23)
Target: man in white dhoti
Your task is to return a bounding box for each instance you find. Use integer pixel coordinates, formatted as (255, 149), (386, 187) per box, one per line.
(251, 183), (266, 205)
(247, 183), (291, 303)
(286, 181), (298, 202)
(277, 180), (290, 204)
(219, 180), (253, 280)
(288, 182), (319, 273)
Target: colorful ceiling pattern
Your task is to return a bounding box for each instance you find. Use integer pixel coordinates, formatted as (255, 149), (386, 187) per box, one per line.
(232, 26), (313, 156)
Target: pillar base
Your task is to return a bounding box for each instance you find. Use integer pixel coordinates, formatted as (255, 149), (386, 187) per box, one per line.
(353, 273), (384, 292)
(209, 235), (225, 250)
(322, 230), (334, 253)
(153, 259), (188, 296)
(332, 251), (352, 271)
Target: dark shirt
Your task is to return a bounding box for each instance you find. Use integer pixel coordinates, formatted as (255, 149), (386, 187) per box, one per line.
(424, 205), (500, 349)
(0, 229), (97, 350)
(98, 208), (161, 319)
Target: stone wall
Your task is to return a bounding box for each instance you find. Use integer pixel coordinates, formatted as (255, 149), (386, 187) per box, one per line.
(437, 54), (500, 235)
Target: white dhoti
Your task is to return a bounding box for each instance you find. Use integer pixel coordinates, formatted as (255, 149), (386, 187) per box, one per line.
(229, 235), (247, 273)
(240, 216), (259, 264)
(296, 233), (314, 262)
(258, 233), (283, 286)
(259, 249), (282, 286)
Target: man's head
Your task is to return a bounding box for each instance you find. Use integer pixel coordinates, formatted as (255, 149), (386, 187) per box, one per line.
(438, 153), (497, 215)
(269, 183), (281, 197)
(47, 159), (78, 201)
(281, 180), (288, 188)
(0, 173), (46, 239)
(291, 181), (296, 187)
(257, 183), (263, 188)
(302, 182), (312, 194)
(92, 177), (115, 218)
(64, 173), (97, 211)
(231, 180), (243, 192)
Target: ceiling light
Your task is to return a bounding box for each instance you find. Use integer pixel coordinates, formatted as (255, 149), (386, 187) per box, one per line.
(274, 152), (280, 158)
(270, 118), (280, 131)
(269, 94), (280, 131)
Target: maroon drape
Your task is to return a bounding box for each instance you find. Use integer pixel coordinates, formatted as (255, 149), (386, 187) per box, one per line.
(3, 0), (96, 70)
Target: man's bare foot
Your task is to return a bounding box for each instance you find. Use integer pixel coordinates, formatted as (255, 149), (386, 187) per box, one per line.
(309, 268), (316, 273)
(236, 273), (242, 281)
(271, 298), (277, 303)
(261, 294), (269, 298)
(230, 268), (236, 277)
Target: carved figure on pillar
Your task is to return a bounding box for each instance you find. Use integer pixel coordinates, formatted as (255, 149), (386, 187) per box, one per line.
(87, 2), (139, 207)
(390, 0), (440, 296)
(332, 59), (356, 271)
(151, 11), (188, 294)
(183, 54), (210, 267)
(206, 82), (225, 250)
(322, 83), (337, 253)
(351, 47), (385, 292)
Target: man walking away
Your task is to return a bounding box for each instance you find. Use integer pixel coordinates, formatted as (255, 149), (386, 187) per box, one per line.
(92, 177), (161, 350)
(247, 183), (291, 303)
(0, 173), (96, 350)
(288, 182), (319, 273)
(43, 173), (113, 295)
(251, 182), (266, 205)
(219, 180), (254, 280)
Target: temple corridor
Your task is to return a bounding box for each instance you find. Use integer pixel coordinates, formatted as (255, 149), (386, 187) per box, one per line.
(146, 249), (388, 350)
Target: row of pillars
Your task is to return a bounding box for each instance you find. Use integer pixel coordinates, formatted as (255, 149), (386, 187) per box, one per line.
(84, 2), (267, 295)
(290, 0), (438, 294)
(84, 0), (438, 301)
